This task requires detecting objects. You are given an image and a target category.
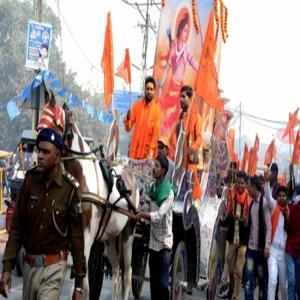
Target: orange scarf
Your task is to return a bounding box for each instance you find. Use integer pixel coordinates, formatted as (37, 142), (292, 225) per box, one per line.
(271, 203), (289, 241)
(227, 188), (250, 218)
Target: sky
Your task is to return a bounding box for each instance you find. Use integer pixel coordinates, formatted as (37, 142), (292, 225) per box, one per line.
(46, 0), (300, 154)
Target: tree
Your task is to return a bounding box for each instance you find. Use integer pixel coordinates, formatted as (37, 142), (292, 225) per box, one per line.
(0, 0), (109, 150)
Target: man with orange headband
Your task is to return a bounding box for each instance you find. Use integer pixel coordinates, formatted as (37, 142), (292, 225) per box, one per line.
(124, 76), (162, 160)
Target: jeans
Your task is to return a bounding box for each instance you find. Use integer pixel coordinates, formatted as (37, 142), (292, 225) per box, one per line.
(244, 248), (268, 300)
(149, 248), (171, 300)
(286, 253), (300, 300)
(267, 245), (287, 300)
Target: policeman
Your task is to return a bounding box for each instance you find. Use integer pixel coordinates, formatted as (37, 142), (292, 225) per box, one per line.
(0, 128), (86, 300)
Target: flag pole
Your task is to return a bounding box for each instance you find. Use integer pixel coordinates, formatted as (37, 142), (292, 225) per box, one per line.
(129, 83), (132, 108)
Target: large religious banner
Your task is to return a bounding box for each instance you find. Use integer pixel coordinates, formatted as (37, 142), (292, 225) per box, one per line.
(153, 0), (230, 291)
(153, 0), (216, 141)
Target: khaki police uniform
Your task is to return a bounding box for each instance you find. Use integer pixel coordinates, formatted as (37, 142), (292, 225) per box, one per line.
(2, 166), (86, 300)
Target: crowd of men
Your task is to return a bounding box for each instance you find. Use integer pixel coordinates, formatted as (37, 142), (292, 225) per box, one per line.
(0, 75), (299, 300)
(218, 163), (300, 300)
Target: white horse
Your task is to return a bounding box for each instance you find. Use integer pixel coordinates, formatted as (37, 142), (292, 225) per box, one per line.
(63, 118), (139, 300)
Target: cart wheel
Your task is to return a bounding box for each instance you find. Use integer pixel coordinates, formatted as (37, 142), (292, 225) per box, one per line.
(171, 241), (188, 300)
(16, 247), (25, 277)
(131, 234), (149, 298)
(88, 240), (104, 300)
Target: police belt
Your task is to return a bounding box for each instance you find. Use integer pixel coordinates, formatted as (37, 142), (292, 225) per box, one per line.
(24, 250), (68, 268)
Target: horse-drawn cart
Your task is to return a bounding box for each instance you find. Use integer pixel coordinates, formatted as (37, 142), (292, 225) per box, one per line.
(126, 110), (231, 300)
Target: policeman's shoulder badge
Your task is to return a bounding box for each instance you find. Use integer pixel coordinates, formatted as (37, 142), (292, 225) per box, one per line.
(63, 171), (80, 189)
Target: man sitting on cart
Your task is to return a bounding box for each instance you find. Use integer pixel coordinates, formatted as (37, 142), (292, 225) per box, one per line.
(137, 155), (174, 300)
(124, 76), (162, 161)
(169, 85), (203, 200)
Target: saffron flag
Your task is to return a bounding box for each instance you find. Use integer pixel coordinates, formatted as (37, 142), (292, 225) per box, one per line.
(227, 128), (237, 162)
(101, 12), (114, 111)
(248, 134), (259, 176)
(254, 134), (260, 151)
(115, 48), (131, 84)
(278, 173), (287, 187)
(292, 130), (300, 165)
(288, 114), (295, 145)
(264, 139), (276, 166)
(277, 128), (294, 144)
(248, 147), (258, 176)
(194, 12), (222, 111)
(283, 107), (299, 144)
(241, 143), (249, 172)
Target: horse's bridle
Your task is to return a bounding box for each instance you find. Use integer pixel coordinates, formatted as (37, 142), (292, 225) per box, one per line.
(62, 103), (104, 157)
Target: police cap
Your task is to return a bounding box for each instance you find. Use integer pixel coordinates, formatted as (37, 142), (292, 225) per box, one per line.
(36, 128), (64, 151)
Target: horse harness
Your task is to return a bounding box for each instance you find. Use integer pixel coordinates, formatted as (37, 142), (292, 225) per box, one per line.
(62, 104), (139, 241)
(63, 154), (139, 241)
(94, 160), (138, 240)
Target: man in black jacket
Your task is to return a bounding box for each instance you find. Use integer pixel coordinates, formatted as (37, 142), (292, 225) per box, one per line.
(244, 175), (272, 300)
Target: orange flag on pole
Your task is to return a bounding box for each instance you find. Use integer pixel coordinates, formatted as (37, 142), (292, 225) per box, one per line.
(248, 134), (260, 176)
(264, 139), (276, 166)
(283, 107), (299, 143)
(227, 129), (237, 162)
(194, 12), (222, 111)
(115, 48), (131, 84)
(248, 147), (258, 176)
(241, 143), (249, 172)
(101, 12), (114, 111)
(254, 134), (260, 151)
(292, 130), (300, 165)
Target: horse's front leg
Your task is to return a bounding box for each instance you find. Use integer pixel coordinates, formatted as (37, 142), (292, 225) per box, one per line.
(105, 238), (121, 300)
(82, 203), (98, 299)
(122, 221), (135, 300)
(82, 227), (94, 298)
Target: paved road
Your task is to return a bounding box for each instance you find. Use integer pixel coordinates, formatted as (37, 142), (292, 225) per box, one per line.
(0, 241), (206, 300)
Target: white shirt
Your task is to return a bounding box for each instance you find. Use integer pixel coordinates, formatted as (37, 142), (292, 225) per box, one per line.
(149, 188), (174, 251)
(264, 182), (287, 250)
(166, 157), (175, 182)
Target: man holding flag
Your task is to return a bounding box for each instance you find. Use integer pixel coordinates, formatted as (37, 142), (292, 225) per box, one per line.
(264, 168), (288, 300)
(124, 76), (162, 160)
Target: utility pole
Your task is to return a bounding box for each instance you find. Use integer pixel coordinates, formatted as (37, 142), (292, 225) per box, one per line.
(140, 0), (150, 91)
(37, 0), (42, 22)
(239, 102), (242, 159)
(121, 0), (160, 92)
(32, 0), (43, 130)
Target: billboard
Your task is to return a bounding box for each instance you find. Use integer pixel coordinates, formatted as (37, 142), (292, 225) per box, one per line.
(153, 0), (215, 138)
(26, 20), (52, 70)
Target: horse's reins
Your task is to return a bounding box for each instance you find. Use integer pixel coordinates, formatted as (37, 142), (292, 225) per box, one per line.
(94, 169), (139, 240)
(63, 144), (105, 157)
(108, 159), (155, 181)
(62, 105), (145, 238)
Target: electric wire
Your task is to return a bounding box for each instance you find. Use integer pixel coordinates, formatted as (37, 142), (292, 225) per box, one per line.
(243, 114), (284, 131)
(59, 11), (101, 73)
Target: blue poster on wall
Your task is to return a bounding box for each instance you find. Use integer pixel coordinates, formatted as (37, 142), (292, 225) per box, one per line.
(26, 20), (52, 70)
